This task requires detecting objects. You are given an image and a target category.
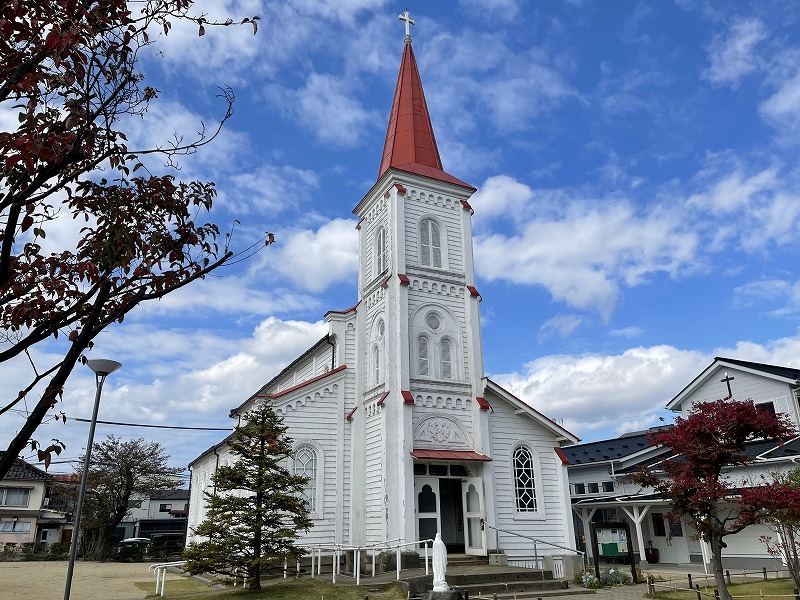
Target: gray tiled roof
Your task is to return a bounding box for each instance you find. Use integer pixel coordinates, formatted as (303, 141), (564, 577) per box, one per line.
(0, 452), (50, 482)
(716, 357), (800, 381)
(560, 432), (654, 465)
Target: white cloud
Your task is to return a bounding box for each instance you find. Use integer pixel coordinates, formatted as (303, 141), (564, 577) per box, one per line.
(458, 0), (521, 24)
(539, 315), (583, 341)
(269, 219), (359, 292)
(759, 72), (800, 136)
(610, 327), (644, 338)
(470, 175), (535, 223)
(474, 188), (699, 320)
(703, 17), (767, 88)
(266, 73), (380, 146)
(225, 163), (320, 215)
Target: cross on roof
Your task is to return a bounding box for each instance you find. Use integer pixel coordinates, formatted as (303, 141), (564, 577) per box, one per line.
(721, 371), (735, 398)
(399, 9), (415, 42)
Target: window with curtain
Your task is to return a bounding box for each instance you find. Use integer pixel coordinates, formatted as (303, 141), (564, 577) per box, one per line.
(513, 446), (537, 512)
(419, 219), (442, 267)
(294, 446), (317, 512)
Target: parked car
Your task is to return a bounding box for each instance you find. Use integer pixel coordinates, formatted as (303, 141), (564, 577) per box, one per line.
(149, 533), (185, 558)
(114, 537), (150, 561)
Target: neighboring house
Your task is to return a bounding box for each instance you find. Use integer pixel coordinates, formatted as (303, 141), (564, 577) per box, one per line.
(188, 27), (580, 570)
(0, 454), (69, 546)
(135, 489), (189, 539)
(563, 357), (800, 571)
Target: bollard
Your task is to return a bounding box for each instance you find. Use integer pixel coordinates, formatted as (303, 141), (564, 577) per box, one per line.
(688, 573), (693, 589)
(648, 575), (655, 595)
(493, 593), (498, 600)
(763, 566), (768, 581)
(695, 583), (701, 600)
(794, 588), (800, 600)
(464, 592), (469, 600)
(726, 570), (731, 585)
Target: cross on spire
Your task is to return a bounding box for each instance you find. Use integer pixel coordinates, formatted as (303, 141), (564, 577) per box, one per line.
(399, 9), (415, 43)
(721, 371), (735, 398)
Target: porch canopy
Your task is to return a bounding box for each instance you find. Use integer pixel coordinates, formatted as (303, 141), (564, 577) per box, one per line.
(410, 449), (492, 461)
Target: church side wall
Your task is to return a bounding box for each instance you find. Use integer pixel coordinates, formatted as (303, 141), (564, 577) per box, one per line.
(276, 381), (344, 545)
(488, 397), (571, 558)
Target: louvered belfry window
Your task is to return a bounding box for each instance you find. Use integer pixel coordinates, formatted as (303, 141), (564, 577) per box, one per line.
(441, 338), (452, 379)
(418, 336), (429, 376)
(420, 219), (442, 267)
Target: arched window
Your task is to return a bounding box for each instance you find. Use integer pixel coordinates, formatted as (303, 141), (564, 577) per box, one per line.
(419, 219), (442, 268)
(294, 446), (317, 512)
(513, 446), (537, 512)
(441, 338), (452, 379)
(375, 227), (387, 274)
(418, 336), (429, 376)
(372, 344), (380, 385)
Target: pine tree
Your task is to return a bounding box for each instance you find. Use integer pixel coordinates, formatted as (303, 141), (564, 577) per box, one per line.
(184, 401), (312, 590)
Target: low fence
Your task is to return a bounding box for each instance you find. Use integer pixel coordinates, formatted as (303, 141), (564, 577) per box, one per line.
(646, 567), (799, 599)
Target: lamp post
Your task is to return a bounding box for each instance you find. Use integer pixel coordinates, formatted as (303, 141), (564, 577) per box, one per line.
(63, 359), (121, 600)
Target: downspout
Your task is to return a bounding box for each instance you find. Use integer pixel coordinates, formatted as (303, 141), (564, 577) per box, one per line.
(326, 334), (336, 370)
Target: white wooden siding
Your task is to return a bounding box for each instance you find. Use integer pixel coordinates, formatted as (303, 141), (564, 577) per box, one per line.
(364, 409), (384, 544)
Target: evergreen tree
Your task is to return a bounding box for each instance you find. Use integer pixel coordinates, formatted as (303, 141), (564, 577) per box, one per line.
(184, 401), (312, 590)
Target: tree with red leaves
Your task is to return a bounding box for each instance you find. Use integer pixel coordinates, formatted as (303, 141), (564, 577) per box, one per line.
(0, 1), (265, 481)
(633, 399), (800, 600)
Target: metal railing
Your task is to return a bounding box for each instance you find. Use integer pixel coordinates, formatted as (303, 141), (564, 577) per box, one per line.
(148, 560), (186, 597)
(483, 522), (586, 576)
(298, 537), (435, 585)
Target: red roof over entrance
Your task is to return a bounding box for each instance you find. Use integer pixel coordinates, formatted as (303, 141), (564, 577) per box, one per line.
(378, 42), (475, 192)
(410, 449), (492, 462)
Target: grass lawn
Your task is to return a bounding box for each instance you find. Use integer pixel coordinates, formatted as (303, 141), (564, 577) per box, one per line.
(135, 576), (408, 599)
(649, 577), (799, 599)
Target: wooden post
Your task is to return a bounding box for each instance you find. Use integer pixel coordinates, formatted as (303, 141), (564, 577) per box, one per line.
(763, 566), (767, 581)
(793, 588), (799, 600)
(688, 573), (693, 589)
(726, 570), (731, 585)
(714, 590), (720, 599)
(695, 583), (701, 600)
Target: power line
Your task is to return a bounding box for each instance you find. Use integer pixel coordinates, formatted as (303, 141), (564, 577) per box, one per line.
(68, 415), (232, 431)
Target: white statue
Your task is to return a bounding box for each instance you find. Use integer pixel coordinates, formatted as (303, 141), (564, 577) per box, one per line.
(432, 532), (449, 591)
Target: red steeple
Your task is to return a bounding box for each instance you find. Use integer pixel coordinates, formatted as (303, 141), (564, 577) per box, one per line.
(378, 41), (475, 191)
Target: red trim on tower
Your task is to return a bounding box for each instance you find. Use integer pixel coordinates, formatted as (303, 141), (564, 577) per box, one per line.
(476, 396), (492, 411)
(355, 218), (363, 230)
(377, 391), (389, 407)
(267, 365), (347, 399)
(467, 285), (481, 300)
(401, 390), (415, 405)
(345, 405), (358, 421)
(394, 183), (407, 194)
(410, 449), (492, 462)
(554, 447), (570, 465)
(398, 273), (410, 285)
(460, 199), (474, 214)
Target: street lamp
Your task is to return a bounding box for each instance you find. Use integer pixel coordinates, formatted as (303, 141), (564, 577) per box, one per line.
(63, 359), (122, 600)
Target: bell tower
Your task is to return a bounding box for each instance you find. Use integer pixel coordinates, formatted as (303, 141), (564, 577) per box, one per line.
(350, 13), (491, 551)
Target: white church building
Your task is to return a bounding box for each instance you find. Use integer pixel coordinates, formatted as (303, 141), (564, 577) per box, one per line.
(188, 24), (580, 566)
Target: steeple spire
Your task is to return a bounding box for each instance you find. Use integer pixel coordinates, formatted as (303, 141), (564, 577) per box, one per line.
(377, 15), (475, 191)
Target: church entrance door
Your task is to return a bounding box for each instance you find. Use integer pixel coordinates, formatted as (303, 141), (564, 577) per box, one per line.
(462, 477), (486, 556)
(415, 477), (440, 546)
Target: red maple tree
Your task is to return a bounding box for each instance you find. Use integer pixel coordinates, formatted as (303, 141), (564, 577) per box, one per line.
(0, 1), (264, 480)
(633, 399), (800, 600)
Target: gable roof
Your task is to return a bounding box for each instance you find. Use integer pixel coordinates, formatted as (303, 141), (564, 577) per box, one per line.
(560, 432), (653, 466)
(666, 356), (800, 410)
(483, 378), (579, 444)
(378, 41), (475, 192)
(151, 489), (190, 501)
(0, 453), (51, 482)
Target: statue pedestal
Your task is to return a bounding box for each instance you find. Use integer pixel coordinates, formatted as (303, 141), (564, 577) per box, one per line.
(421, 592), (463, 600)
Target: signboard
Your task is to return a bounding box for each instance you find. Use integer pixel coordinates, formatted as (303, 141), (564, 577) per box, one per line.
(589, 522), (638, 583)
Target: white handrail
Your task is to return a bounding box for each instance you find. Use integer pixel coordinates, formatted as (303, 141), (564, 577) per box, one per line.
(149, 560), (186, 597)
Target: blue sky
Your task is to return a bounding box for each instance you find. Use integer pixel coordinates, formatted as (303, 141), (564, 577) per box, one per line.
(4, 0), (800, 478)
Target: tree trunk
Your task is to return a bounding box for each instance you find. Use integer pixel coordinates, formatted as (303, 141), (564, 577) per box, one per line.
(709, 533), (731, 600)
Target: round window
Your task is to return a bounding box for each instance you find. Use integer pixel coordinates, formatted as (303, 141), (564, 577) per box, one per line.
(426, 312), (441, 331)
(378, 320), (385, 337)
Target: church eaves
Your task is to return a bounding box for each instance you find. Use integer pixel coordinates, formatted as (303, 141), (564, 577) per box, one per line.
(378, 40), (475, 192)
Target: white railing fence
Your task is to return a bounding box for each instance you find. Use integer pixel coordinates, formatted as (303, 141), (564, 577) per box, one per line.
(149, 560), (187, 597)
(484, 522), (584, 578)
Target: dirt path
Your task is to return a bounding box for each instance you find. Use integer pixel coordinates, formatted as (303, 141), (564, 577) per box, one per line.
(0, 560), (173, 600)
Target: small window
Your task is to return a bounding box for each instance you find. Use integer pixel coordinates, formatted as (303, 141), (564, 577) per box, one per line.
(372, 345), (380, 385)
(670, 520), (684, 537)
(413, 463), (427, 476)
(587, 482), (599, 494)
(513, 446), (537, 511)
(602, 481), (615, 493)
(429, 464), (448, 477)
(441, 339), (452, 379)
(426, 312), (442, 331)
(0, 520), (31, 533)
(450, 464), (469, 477)
(573, 483), (586, 495)
(159, 503), (172, 512)
(652, 513), (667, 537)
(0, 488), (30, 507)
(756, 401), (777, 417)
(418, 336), (429, 376)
